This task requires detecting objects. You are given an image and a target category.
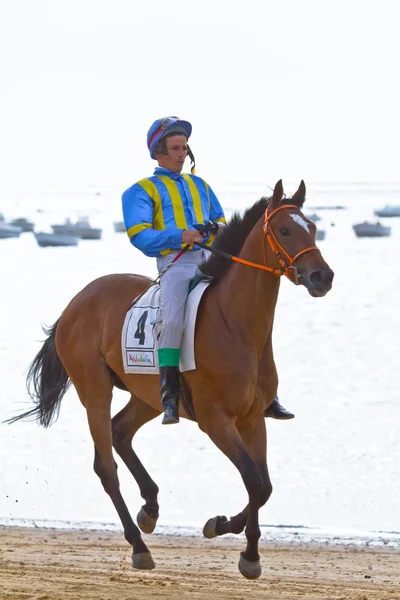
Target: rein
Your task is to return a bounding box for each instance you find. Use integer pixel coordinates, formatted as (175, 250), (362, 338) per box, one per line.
(200, 204), (320, 285)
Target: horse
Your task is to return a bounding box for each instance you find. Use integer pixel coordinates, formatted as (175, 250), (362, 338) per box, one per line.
(7, 180), (334, 579)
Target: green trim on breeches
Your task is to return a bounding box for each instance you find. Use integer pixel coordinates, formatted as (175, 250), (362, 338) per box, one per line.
(158, 348), (181, 367)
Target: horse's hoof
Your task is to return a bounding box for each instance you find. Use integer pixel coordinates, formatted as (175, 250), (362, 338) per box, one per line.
(203, 516), (219, 539)
(137, 506), (158, 534)
(132, 551), (155, 570)
(238, 553), (262, 579)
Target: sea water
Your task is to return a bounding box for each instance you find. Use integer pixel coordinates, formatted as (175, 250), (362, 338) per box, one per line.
(1, 181), (400, 548)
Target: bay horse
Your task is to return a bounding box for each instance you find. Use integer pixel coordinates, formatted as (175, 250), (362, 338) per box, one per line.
(8, 180), (334, 579)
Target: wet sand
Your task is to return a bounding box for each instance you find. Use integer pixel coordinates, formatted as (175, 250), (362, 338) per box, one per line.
(1, 527), (400, 599)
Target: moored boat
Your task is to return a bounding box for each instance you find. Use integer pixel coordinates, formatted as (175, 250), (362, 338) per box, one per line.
(34, 232), (79, 247)
(114, 221), (126, 233)
(353, 221), (391, 238)
(305, 212), (321, 223)
(9, 217), (35, 232)
(0, 214), (23, 238)
(374, 205), (400, 218)
(51, 217), (102, 240)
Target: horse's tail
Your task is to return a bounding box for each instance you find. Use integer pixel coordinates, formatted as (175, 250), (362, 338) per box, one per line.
(5, 318), (71, 427)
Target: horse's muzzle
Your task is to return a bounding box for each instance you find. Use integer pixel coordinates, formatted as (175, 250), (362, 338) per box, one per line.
(301, 268), (334, 297)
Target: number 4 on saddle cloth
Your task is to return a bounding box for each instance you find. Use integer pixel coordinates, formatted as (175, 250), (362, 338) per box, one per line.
(121, 278), (212, 375)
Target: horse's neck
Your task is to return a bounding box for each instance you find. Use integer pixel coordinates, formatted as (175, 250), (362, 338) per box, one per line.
(217, 230), (281, 352)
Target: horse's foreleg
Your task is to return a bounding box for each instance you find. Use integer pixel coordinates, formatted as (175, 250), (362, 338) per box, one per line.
(202, 415), (263, 579)
(112, 395), (161, 533)
(237, 417), (270, 578)
(205, 419), (272, 537)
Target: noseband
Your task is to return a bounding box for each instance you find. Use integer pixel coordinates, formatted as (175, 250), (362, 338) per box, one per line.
(263, 204), (320, 284)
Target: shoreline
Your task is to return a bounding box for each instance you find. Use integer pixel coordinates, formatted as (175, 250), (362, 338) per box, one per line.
(1, 526), (400, 599)
(2, 517), (400, 550)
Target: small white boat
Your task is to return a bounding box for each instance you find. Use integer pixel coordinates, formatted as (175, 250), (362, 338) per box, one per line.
(0, 214), (22, 239)
(353, 222), (391, 238)
(9, 217), (35, 232)
(34, 232), (79, 247)
(305, 212), (321, 223)
(114, 221), (126, 233)
(51, 217), (102, 240)
(309, 205), (346, 211)
(374, 205), (400, 218)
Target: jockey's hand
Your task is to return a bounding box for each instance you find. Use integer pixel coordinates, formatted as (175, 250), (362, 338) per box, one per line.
(210, 221), (220, 236)
(182, 229), (204, 246)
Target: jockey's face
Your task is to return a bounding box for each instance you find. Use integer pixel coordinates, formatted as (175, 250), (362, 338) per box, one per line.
(155, 135), (188, 173)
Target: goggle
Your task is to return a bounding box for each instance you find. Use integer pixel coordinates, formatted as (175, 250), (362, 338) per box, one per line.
(160, 116), (180, 128)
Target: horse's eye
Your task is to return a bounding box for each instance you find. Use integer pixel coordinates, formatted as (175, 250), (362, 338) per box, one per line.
(280, 227), (289, 236)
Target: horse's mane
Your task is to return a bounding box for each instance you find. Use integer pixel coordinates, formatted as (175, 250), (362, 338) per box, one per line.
(199, 196), (268, 280)
(200, 194), (300, 280)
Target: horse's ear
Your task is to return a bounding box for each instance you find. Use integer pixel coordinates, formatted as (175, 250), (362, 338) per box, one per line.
(291, 180), (306, 208)
(269, 179), (283, 210)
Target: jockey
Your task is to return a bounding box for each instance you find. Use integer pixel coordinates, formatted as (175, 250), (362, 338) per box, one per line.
(122, 116), (294, 424)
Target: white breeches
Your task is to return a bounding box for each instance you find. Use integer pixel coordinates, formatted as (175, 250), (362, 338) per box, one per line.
(156, 250), (206, 350)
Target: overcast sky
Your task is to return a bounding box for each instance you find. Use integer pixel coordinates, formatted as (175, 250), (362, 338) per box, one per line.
(1, 0), (399, 187)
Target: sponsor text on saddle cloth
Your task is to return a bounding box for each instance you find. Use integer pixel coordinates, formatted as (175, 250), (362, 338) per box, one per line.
(122, 280), (212, 374)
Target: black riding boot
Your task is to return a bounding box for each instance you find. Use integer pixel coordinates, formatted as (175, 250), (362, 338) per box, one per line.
(265, 394), (295, 420)
(159, 366), (180, 425)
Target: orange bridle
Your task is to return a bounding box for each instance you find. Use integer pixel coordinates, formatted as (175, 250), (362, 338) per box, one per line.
(197, 204), (321, 284)
(262, 204), (320, 284)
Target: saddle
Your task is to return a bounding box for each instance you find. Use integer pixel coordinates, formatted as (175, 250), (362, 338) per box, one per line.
(121, 278), (212, 375)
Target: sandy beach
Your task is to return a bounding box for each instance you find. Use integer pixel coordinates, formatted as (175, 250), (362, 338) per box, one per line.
(0, 527), (399, 600)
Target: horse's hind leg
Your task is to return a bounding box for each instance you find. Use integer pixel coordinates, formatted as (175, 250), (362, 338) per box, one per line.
(112, 395), (161, 534)
(72, 364), (155, 570)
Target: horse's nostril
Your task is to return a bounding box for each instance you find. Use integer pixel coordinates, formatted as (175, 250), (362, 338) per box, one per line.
(310, 269), (334, 286)
(310, 270), (323, 284)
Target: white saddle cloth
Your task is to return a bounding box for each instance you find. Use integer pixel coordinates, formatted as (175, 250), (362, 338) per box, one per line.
(121, 280), (211, 375)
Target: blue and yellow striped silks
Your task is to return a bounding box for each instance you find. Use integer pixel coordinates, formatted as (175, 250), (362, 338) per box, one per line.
(121, 167), (226, 257)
